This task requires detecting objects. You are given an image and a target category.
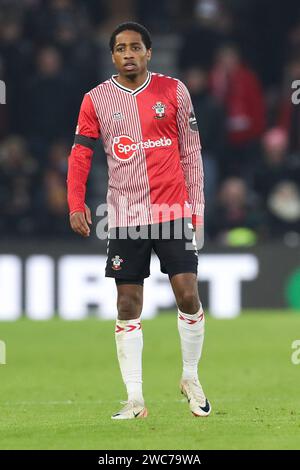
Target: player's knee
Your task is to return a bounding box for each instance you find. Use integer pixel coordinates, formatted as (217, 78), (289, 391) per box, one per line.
(177, 291), (200, 315)
(117, 293), (142, 320)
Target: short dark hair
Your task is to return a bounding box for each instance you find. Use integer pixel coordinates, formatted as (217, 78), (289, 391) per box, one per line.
(109, 22), (152, 52)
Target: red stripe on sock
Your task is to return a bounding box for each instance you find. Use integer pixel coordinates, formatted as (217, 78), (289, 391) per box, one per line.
(179, 312), (204, 324)
(115, 323), (142, 333)
(115, 325), (125, 333)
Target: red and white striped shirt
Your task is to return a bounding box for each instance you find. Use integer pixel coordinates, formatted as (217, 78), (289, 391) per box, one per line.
(67, 72), (204, 228)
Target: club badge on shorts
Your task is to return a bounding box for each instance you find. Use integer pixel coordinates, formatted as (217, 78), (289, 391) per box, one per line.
(112, 255), (124, 270)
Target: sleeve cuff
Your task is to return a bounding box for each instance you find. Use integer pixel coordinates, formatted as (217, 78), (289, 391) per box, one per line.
(192, 214), (204, 227)
(69, 208), (85, 216)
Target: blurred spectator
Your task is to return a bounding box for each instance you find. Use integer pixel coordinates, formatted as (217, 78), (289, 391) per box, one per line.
(207, 177), (265, 243)
(0, 16), (33, 134)
(279, 57), (300, 157)
(95, 0), (136, 35)
(254, 128), (297, 200)
(52, 18), (100, 92)
(254, 128), (300, 239)
(83, 0), (109, 29)
(267, 181), (300, 239)
(184, 66), (225, 213)
(0, 135), (39, 235)
(179, 0), (233, 70)
(210, 44), (266, 181)
(23, 0), (90, 44)
(137, 0), (173, 33)
(286, 20), (300, 63)
(178, 0), (256, 70)
(41, 140), (70, 235)
(24, 46), (77, 155)
(246, 0), (296, 89)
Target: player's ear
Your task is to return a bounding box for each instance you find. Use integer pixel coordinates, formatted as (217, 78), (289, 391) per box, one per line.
(111, 52), (115, 65)
(146, 48), (152, 62)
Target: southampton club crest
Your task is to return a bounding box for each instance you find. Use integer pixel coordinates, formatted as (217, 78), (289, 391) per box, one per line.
(112, 255), (124, 271)
(152, 101), (167, 119)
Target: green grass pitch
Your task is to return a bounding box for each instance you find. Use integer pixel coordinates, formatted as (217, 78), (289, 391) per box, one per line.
(0, 312), (299, 450)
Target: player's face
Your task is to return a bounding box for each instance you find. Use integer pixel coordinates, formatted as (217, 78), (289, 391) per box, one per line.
(112, 30), (151, 78)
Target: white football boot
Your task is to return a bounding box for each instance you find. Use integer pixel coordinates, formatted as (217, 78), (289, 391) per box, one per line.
(111, 400), (148, 420)
(180, 379), (211, 417)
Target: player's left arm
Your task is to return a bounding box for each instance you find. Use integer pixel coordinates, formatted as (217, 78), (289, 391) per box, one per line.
(176, 80), (205, 248)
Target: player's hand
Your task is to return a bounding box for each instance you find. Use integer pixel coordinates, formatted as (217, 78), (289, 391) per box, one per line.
(69, 204), (92, 237)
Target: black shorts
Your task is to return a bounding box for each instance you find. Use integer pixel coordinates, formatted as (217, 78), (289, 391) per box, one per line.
(105, 217), (198, 284)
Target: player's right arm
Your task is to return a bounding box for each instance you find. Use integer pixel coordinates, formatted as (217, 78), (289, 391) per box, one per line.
(67, 93), (100, 237)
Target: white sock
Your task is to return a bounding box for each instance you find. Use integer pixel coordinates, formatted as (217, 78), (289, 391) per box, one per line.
(177, 305), (205, 382)
(115, 317), (144, 403)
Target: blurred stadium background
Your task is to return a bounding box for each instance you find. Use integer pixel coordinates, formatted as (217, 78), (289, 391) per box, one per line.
(0, 0), (300, 318)
(0, 0), (300, 450)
